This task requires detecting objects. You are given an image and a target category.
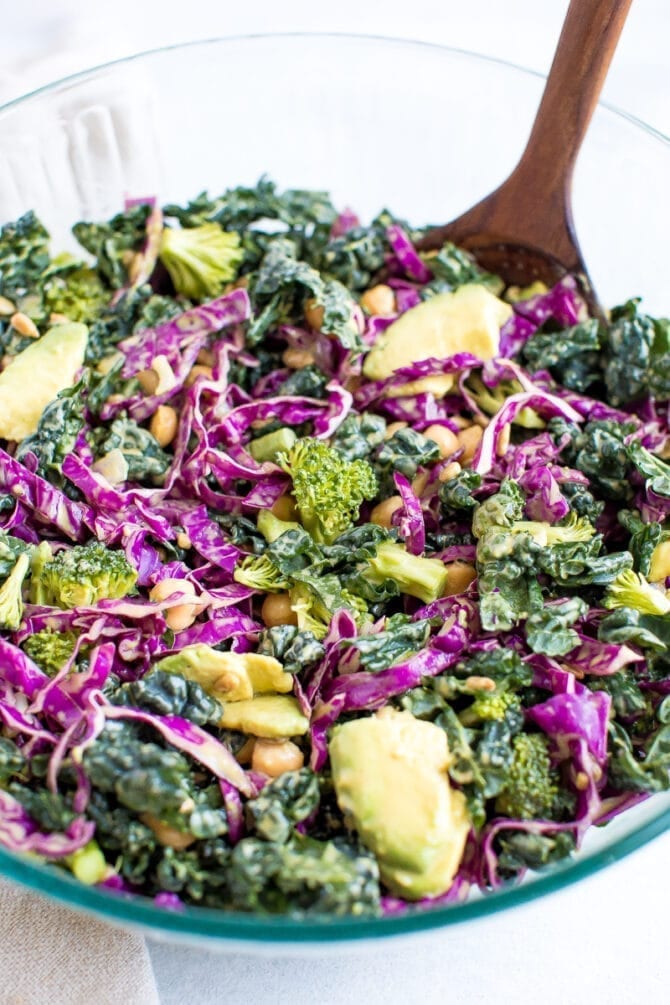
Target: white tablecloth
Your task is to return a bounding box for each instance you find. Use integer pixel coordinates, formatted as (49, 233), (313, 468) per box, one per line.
(0, 3), (668, 1003)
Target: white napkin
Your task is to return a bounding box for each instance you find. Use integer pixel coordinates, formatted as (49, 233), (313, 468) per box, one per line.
(0, 879), (159, 1005)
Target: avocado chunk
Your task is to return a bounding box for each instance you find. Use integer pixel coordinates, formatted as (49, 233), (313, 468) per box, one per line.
(0, 322), (88, 441)
(329, 708), (470, 899)
(219, 695), (309, 737)
(362, 284), (511, 397)
(155, 645), (293, 703)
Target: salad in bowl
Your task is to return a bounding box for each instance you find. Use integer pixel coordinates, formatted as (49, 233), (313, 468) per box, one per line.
(0, 176), (669, 920)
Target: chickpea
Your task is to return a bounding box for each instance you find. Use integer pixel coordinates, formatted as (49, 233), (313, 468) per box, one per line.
(184, 364), (213, 388)
(176, 532), (192, 550)
(271, 495), (298, 521)
(140, 814), (196, 850)
(456, 425), (483, 466)
(464, 675), (497, 692)
(444, 562), (477, 596)
(137, 368), (159, 394)
(282, 347), (315, 370)
(261, 593), (298, 628)
(360, 284), (395, 316)
(384, 421), (408, 440)
(496, 423), (511, 458)
(49, 312), (70, 325)
(150, 405), (179, 447)
(423, 423), (459, 459)
(450, 416), (471, 430)
(370, 495), (403, 529)
(304, 298), (325, 332)
(438, 461), (462, 483)
(473, 414), (489, 429)
(150, 577), (199, 632)
(0, 295), (16, 316)
(252, 738), (305, 778)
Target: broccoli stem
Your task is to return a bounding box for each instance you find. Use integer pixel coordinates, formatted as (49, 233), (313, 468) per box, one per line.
(249, 428), (297, 463)
(256, 509), (300, 544)
(365, 540), (449, 604)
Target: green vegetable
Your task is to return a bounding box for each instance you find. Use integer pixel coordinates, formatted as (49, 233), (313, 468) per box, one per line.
(110, 669), (222, 726)
(364, 540), (449, 605)
(233, 553), (291, 593)
(524, 598), (588, 656)
(15, 375), (88, 485)
(165, 178), (337, 232)
(30, 541), (137, 609)
(494, 733), (560, 820)
(256, 626), (325, 673)
(345, 617), (431, 672)
(158, 223), (243, 300)
(87, 790), (157, 885)
(375, 427), (440, 491)
(277, 437), (377, 544)
(227, 835), (380, 915)
(0, 211), (50, 300)
(91, 417), (170, 482)
(332, 412), (387, 462)
(248, 427), (297, 463)
(602, 298), (670, 405)
(73, 203), (154, 288)
(439, 470), (483, 512)
(42, 259), (108, 324)
(604, 569), (670, 616)
(521, 319), (602, 392)
(22, 629), (78, 677)
(0, 737), (26, 786)
(467, 689), (522, 723)
(0, 553), (29, 630)
(246, 769), (319, 843)
(65, 840), (107, 885)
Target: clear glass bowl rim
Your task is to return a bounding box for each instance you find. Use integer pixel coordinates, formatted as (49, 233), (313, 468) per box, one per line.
(0, 31), (668, 945)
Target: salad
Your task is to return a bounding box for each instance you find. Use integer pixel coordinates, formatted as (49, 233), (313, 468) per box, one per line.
(0, 177), (669, 917)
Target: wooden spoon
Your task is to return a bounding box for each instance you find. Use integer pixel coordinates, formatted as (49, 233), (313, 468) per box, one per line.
(418, 0), (633, 316)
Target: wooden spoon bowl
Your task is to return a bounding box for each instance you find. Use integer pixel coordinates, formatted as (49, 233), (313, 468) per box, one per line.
(418, 0), (633, 318)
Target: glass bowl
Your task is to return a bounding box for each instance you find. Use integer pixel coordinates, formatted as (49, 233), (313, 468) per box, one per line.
(0, 33), (668, 947)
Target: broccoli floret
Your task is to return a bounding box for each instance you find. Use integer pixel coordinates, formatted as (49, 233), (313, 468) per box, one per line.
(22, 629), (78, 676)
(277, 437), (377, 544)
(0, 553), (30, 630)
(42, 260), (108, 323)
(233, 554), (291, 592)
(604, 568), (670, 616)
(469, 689), (521, 722)
(364, 540), (449, 604)
(30, 541), (137, 609)
(494, 733), (559, 821)
(158, 223), (243, 299)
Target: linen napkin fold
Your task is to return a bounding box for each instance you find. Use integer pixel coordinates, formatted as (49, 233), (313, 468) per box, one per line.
(0, 879), (159, 1005)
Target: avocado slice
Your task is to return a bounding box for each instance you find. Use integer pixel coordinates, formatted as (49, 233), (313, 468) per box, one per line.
(219, 695), (309, 737)
(156, 645), (293, 703)
(0, 322), (88, 441)
(362, 284), (511, 396)
(329, 707), (470, 899)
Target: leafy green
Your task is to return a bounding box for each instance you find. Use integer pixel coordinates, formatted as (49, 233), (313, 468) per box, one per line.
(317, 220), (389, 291)
(72, 203), (153, 288)
(602, 298), (670, 405)
(439, 470), (483, 512)
(521, 319), (601, 392)
(0, 737), (26, 786)
(332, 412), (387, 462)
(246, 769), (319, 843)
(15, 375), (88, 485)
(256, 626), (325, 673)
(495, 830), (575, 879)
(87, 789), (157, 885)
(0, 211), (50, 300)
(344, 616), (431, 672)
(111, 669), (222, 726)
(422, 241), (503, 295)
(226, 835), (380, 916)
(91, 417), (170, 482)
(608, 720), (670, 793)
(548, 418), (636, 501)
(374, 427), (440, 493)
(524, 598), (588, 656)
(618, 509), (663, 576)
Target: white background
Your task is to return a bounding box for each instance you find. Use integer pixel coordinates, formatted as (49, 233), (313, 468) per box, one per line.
(1, 2), (669, 1003)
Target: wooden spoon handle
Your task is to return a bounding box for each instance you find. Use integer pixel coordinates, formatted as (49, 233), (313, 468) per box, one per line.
(513, 0), (632, 193)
